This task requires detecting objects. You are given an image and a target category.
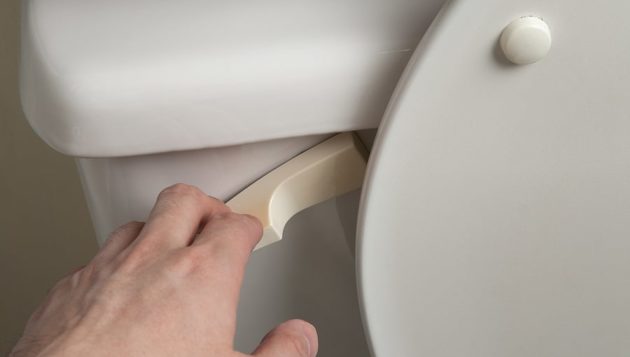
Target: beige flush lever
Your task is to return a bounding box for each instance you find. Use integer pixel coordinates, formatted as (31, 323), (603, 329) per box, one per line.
(227, 133), (368, 250)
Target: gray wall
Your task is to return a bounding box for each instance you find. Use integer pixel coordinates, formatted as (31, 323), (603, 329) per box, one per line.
(0, 1), (97, 354)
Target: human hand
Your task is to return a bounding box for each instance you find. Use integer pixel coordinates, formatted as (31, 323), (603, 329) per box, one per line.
(10, 184), (318, 357)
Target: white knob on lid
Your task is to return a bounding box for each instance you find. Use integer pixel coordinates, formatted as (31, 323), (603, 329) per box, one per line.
(500, 16), (552, 65)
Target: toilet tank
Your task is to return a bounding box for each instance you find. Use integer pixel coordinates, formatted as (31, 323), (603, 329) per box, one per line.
(20, 0), (445, 240)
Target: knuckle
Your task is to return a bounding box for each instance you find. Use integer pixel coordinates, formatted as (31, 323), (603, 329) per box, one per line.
(207, 195), (229, 210)
(78, 263), (99, 283)
(218, 212), (259, 228)
(157, 184), (228, 214)
(205, 194), (224, 204)
(242, 214), (263, 236)
(117, 242), (154, 270)
(50, 266), (85, 293)
(159, 183), (203, 200)
(223, 213), (263, 239)
(214, 211), (240, 221)
(122, 220), (145, 231)
(205, 212), (263, 248)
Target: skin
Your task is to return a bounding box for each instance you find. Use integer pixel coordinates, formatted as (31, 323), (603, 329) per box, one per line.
(10, 183), (318, 357)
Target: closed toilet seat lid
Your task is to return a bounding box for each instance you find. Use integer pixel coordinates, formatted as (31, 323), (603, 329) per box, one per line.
(357, 1), (630, 356)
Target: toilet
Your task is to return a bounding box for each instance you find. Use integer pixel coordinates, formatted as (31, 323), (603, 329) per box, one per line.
(20, 0), (630, 356)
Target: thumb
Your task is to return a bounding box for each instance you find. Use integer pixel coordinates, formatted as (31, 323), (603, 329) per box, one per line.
(252, 319), (318, 357)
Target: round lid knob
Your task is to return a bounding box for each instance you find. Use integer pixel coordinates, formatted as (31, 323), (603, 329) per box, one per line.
(500, 16), (552, 65)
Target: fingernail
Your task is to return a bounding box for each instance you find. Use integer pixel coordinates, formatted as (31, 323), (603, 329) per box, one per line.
(301, 323), (318, 357)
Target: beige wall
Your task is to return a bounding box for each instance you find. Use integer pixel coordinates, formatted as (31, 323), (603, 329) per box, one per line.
(0, 1), (98, 354)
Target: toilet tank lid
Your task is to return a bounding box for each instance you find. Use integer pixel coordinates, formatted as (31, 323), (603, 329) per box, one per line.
(20, 0), (437, 157)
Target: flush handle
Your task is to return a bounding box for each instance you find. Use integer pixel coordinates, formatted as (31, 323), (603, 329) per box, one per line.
(226, 133), (368, 251)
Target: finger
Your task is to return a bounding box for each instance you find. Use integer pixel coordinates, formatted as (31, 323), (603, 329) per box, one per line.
(252, 320), (318, 357)
(133, 184), (230, 252)
(190, 213), (262, 300)
(94, 221), (144, 265)
(193, 212), (262, 264)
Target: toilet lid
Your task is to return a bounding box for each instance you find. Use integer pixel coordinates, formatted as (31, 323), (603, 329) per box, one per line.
(357, 1), (630, 356)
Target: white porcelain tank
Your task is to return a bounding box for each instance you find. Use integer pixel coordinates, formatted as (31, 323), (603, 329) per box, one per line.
(21, 0), (445, 157)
